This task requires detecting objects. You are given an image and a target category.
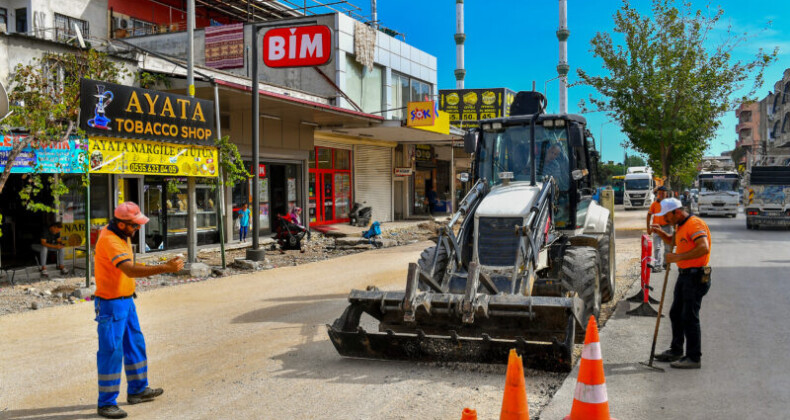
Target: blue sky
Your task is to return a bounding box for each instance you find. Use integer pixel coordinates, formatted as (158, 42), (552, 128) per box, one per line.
(351, 0), (790, 163)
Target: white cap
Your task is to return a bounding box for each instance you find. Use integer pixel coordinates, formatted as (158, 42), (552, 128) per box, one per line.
(655, 198), (683, 216)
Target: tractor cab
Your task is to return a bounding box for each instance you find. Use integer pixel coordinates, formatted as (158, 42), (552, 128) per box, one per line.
(466, 91), (598, 231)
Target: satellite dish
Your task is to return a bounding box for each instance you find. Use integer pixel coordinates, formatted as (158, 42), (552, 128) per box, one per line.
(0, 81), (10, 122)
(72, 23), (86, 49)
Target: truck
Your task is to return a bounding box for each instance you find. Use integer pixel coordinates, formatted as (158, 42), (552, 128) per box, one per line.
(327, 91), (614, 372)
(611, 175), (625, 204)
(745, 166), (790, 229)
(623, 167), (655, 209)
(696, 170), (739, 217)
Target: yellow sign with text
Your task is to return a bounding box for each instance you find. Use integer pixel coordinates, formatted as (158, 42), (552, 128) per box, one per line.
(406, 101), (436, 127)
(89, 137), (219, 177)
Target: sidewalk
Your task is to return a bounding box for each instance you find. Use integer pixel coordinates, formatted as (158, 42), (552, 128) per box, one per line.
(318, 216), (449, 238)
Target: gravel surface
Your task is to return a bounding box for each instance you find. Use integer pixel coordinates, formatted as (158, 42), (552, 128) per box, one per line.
(0, 222), (438, 317)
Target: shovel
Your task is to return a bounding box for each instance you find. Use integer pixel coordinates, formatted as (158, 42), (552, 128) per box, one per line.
(640, 244), (675, 372)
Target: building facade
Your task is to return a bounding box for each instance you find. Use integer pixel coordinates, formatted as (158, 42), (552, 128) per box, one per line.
(125, 10), (449, 225)
(735, 101), (761, 170)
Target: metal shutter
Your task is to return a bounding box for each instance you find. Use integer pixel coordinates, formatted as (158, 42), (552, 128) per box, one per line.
(354, 145), (393, 222)
(315, 140), (353, 150)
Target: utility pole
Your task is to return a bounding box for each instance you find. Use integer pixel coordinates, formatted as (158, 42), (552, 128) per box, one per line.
(247, 24), (265, 261)
(186, 0), (197, 265)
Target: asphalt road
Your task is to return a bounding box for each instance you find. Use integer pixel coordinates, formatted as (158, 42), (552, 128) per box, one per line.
(539, 212), (790, 419)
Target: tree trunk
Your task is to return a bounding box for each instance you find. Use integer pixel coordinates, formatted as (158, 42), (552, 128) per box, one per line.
(0, 137), (32, 196)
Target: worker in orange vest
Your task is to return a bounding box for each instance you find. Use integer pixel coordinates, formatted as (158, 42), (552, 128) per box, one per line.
(647, 186), (672, 273)
(94, 202), (184, 419)
(650, 198), (712, 369)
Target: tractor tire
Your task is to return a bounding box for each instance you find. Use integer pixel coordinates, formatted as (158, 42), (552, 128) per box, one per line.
(598, 220), (616, 303)
(562, 246), (602, 329)
(417, 245), (448, 290)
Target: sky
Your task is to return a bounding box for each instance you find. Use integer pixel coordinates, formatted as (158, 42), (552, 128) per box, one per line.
(346, 0), (790, 164)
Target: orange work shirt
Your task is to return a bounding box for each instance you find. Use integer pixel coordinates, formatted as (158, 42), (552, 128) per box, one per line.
(674, 215), (711, 269)
(94, 226), (135, 299)
(649, 201), (667, 226)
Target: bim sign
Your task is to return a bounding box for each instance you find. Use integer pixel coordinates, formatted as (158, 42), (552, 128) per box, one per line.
(263, 25), (332, 68)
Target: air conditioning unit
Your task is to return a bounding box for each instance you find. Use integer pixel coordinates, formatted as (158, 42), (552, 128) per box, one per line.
(114, 17), (131, 30)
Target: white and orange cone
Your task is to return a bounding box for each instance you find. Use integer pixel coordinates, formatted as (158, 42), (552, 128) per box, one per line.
(564, 316), (617, 420)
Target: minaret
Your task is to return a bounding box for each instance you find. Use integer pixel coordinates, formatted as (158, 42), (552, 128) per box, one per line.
(454, 0), (465, 89)
(557, 0), (570, 114)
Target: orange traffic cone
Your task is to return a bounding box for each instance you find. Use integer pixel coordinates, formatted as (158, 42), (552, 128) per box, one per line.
(500, 349), (530, 420)
(564, 316), (617, 420)
(460, 407), (477, 420)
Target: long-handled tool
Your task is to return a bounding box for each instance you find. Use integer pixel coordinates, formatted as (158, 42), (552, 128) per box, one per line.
(640, 243), (675, 372)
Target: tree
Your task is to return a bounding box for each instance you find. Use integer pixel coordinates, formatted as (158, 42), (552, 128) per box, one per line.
(577, 0), (776, 188)
(624, 154), (646, 168)
(0, 49), (128, 212)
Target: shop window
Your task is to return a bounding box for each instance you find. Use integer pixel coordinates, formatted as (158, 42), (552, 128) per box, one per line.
(317, 148), (332, 169)
(308, 149), (316, 169)
(0, 8), (7, 30)
(334, 149), (351, 170)
(783, 113), (790, 133)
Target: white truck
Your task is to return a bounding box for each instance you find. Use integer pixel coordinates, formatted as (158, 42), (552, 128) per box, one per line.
(696, 170), (739, 217)
(745, 166), (790, 230)
(623, 167), (655, 209)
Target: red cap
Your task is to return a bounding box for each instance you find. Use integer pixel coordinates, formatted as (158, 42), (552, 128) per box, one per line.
(114, 202), (150, 225)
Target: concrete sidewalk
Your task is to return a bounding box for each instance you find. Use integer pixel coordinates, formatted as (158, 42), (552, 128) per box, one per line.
(539, 275), (678, 419)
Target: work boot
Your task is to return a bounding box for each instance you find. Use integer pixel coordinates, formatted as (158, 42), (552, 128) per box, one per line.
(670, 357), (701, 369)
(97, 405), (128, 419)
(127, 387), (164, 404)
(654, 349), (683, 362)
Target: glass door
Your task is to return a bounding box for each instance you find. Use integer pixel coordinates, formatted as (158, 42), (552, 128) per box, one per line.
(143, 181), (165, 251)
(322, 172), (334, 221)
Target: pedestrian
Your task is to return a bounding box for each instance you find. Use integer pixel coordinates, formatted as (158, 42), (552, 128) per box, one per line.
(647, 186), (671, 273)
(94, 202), (184, 419)
(650, 197), (712, 369)
(238, 203), (251, 243)
(33, 221), (69, 276)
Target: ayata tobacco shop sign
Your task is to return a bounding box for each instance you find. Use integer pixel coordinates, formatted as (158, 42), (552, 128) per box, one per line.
(79, 78), (215, 146)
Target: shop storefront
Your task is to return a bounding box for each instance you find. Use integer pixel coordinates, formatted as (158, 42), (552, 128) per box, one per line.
(308, 146), (352, 225)
(79, 78), (218, 254)
(0, 135), (90, 266)
(231, 160), (304, 237)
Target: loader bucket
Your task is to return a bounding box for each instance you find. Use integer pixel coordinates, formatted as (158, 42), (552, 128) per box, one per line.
(326, 289), (583, 372)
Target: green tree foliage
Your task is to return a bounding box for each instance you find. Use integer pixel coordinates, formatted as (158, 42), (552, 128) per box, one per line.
(577, 0), (776, 188)
(624, 154), (646, 168)
(0, 49), (128, 213)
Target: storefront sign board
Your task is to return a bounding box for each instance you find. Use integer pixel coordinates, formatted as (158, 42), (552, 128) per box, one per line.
(394, 167), (413, 176)
(415, 144), (434, 162)
(439, 88), (516, 129)
(0, 135), (86, 173)
(80, 79), (216, 146)
(262, 25), (332, 68)
(406, 101), (436, 127)
(88, 137), (218, 177)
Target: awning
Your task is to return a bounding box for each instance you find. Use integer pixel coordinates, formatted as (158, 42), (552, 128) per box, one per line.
(322, 120), (463, 144)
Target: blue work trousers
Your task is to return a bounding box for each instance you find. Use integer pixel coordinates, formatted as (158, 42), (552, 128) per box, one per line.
(95, 297), (149, 407)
